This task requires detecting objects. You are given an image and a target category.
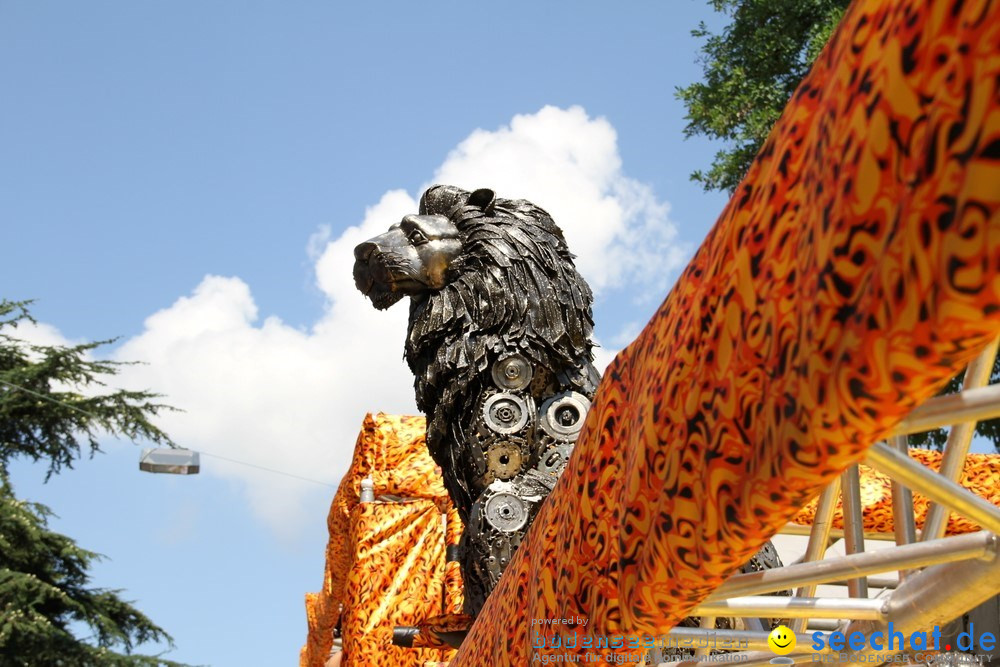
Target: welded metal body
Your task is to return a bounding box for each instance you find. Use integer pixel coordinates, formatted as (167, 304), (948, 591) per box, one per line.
(353, 185), (603, 615)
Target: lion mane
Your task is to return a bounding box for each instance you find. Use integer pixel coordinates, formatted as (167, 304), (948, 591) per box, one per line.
(404, 186), (598, 513)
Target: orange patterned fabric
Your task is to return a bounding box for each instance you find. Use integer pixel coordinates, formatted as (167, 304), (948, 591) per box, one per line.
(453, 0), (1000, 664)
(300, 414), (461, 667)
(790, 449), (1000, 535)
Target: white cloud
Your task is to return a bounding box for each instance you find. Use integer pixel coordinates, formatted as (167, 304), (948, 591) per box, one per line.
(113, 273), (416, 535)
(430, 105), (686, 295)
(5, 318), (82, 351)
(95, 106), (684, 534)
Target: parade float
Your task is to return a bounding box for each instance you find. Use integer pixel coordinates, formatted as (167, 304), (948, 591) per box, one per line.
(303, 0), (1000, 664)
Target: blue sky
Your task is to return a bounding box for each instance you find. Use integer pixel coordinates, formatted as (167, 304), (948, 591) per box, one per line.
(0, 2), (741, 665)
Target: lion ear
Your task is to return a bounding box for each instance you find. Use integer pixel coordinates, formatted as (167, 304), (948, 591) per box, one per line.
(468, 188), (496, 216)
(420, 185), (469, 216)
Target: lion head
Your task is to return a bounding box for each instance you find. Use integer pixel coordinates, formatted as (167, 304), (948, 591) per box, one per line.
(352, 213), (464, 311)
(354, 185), (594, 376)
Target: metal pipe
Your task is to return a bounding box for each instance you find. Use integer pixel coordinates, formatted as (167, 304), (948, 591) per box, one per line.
(779, 523), (918, 541)
(865, 441), (1000, 534)
(889, 434), (918, 581)
(824, 575), (897, 589)
(921, 339), (999, 541)
(790, 478), (840, 634)
(835, 537), (1000, 664)
(806, 619), (840, 631)
(889, 435), (918, 553)
(707, 531), (994, 598)
(840, 465), (868, 598)
(693, 595), (887, 621)
(890, 383), (1000, 436)
(694, 616), (714, 657)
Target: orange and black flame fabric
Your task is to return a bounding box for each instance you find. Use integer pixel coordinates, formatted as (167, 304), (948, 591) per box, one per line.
(790, 449), (1000, 535)
(300, 414), (463, 667)
(449, 0), (1000, 664)
(303, 417), (999, 667)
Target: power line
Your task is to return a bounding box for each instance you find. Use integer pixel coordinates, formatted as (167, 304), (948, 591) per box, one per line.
(197, 451), (335, 487)
(0, 378), (337, 489)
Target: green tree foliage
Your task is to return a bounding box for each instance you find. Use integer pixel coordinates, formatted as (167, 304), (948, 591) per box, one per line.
(0, 299), (186, 665)
(677, 0), (849, 194)
(0, 474), (184, 666)
(678, 1), (1000, 451)
(0, 300), (174, 477)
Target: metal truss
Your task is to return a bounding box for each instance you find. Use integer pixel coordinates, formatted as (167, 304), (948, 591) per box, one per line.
(657, 339), (1000, 666)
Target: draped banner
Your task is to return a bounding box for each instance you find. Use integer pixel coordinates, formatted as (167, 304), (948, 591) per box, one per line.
(300, 414), (463, 667)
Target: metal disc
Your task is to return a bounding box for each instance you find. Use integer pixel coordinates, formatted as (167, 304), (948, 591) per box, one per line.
(486, 442), (522, 480)
(539, 391), (591, 440)
(536, 443), (573, 475)
(483, 492), (528, 532)
(491, 355), (533, 391)
(482, 392), (530, 434)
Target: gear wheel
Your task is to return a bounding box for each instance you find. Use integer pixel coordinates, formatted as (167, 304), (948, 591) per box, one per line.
(491, 355), (533, 391)
(539, 391), (591, 440)
(536, 442), (573, 476)
(482, 392), (532, 435)
(483, 492), (529, 532)
(485, 442), (522, 480)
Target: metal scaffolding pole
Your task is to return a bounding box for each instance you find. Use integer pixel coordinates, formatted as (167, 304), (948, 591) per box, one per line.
(840, 464), (868, 598)
(889, 435), (917, 550)
(865, 442), (1000, 534)
(707, 531), (995, 598)
(788, 478), (840, 634)
(693, 595), (886, 621)
(835, 541), (1000, 664)
(890, 383), (1000, 436)
(921, 338), (1000, 541)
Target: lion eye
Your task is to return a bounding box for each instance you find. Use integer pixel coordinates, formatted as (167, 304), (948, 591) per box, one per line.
(408, 228), (429, 245)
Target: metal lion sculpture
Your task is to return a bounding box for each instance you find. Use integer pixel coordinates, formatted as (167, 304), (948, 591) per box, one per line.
(353, 185), (599, 615)
(353, 185), (782, 621)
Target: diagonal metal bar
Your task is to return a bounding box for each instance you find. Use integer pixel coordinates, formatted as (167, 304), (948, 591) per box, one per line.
(921, 337), (999, 541)
(835, 539), (1000, 665)
(708, 531), (995, 598)
(789, 478), (840, 634)
(840, 464), (868, 598)
(890, 384), (1000, 436)
(693, 595), (887, 621)
(865, 441), (1000, 534)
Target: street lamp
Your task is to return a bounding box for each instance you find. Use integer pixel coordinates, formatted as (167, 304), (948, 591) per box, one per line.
(138, 448), (200, 475)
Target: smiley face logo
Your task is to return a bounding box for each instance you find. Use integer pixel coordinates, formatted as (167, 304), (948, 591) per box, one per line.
(767, 625), (797, 655)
